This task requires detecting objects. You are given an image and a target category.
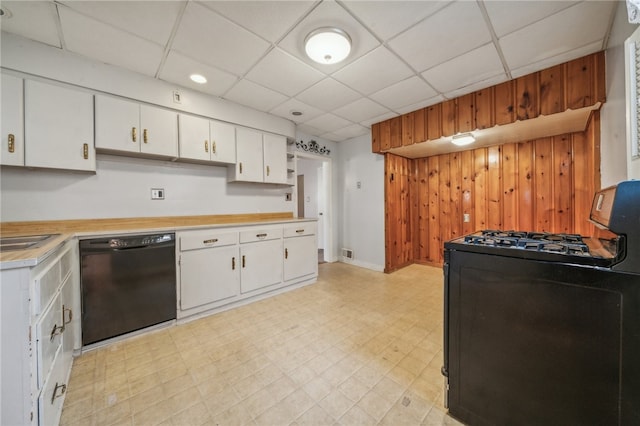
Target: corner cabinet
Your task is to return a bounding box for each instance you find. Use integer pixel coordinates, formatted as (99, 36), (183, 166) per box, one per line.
(176, 220), (317, 320)
(228, 128), (288, 184)
(24, 80), (95, 171)
(1, 239), (80, 426)
(178, 114), (236, 164)
(95, 95), (178, 159)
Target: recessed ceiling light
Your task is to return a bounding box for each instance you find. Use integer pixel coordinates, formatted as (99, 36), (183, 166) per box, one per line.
(451, 133), (476, 146)
(291, 111), (303, 116)
(190, 74), (207, 84)
(304, 27), (351, 65)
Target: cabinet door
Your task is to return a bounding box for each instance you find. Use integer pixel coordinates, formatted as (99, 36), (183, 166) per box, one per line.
(240, 239), (283, 294)
(24, 80), (95, 171)
(178, 114), (210, 161)
(232, 127), (264, 182)
(0, 74), (24, 166)
(263, 133), (287, 184)
(95, 95), (141, 153)
(210, 120), (236, 164)
(284, 235), (318, 281)
(140, 105), (178, 158)
(180, 246), (239, 310)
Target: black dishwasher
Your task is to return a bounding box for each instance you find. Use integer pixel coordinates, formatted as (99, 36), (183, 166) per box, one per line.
(80, 233), (177, 346)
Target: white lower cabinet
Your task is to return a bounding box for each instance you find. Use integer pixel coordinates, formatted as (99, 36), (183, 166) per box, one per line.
(177, 221), (316, 320)
(1, 239), (79, 426)
(178, 231), (240, 311)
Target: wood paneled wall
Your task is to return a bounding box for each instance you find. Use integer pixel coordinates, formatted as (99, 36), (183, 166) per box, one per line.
(372, 52), (605, 153)
(384, 112), (601, 271)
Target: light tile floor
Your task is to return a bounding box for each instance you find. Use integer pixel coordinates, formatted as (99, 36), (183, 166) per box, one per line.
(60, 262), (463, 425)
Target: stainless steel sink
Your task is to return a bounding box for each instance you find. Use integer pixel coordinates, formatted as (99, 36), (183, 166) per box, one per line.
(0, 234), (60, 252)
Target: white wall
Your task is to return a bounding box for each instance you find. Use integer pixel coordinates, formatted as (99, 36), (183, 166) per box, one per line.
(601, 0), (638, 186)
(337, 133), (385, 271)
(1, 155), (291, 221)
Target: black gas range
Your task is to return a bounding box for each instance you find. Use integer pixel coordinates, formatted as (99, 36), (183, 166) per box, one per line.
(442, 180), (640, 426)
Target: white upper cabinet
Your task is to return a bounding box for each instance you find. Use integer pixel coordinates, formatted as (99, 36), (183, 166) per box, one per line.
(178, 114), (236, 164)
(229, 127), (264, 182)
(95, 95), (178, 159)
(0, 74), (24, 167)
(263, 133), (287, 184)
(210, 120), (236, 164)
(24, 80), (95, 172)
(228, 128), (288, 184)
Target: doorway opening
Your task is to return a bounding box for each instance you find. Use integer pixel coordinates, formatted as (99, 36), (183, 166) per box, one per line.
(295, 153), (333, 263)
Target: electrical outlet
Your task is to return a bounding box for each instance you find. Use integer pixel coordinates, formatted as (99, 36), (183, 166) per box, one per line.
(463, 213), (470, 223)
(172, 90), (182, 104)
(151, 188), (165, 200)
(357, 181), (362, 189)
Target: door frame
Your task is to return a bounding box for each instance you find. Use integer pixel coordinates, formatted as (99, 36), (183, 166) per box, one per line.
(295, 151), (335, 263)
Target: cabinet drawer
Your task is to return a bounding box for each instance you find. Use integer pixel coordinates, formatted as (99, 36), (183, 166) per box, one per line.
(38, 345), (68, 426)
(36, 291), (63, 389)
(180, 230), (237, 251)
(284, 223), (317, 238)
(33, 261), (61, 316)
(239, 227), (282, 243)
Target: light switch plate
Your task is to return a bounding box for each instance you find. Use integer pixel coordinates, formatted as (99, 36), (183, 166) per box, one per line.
(151, 188), (165, 200)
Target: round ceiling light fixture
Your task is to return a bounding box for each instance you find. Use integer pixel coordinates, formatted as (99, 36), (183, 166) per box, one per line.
(189, 74), (207, 84)
(304, 27), (351, 65)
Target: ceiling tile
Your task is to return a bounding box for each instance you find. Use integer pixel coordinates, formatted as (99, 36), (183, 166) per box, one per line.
(359, 111), (399, 127)
(340, 0), (451, 40)
(269, 98), (325, 124)
(388, 1), (492, 72)
(198, 1), (315, 42)
(59, 0), (184, 45)
(369, 76), (438, 111)
(172, 2), (270, 76)
(394, 95), (445, 115)
(58, 6), (164, 77)
(245, 48), (325, 97)
(296, 78), (361, 111)
(296, 123), (326, 137)
(159, 51), (237, 97)
(303, 113), (353, 133)
(324, 123), (369, 141)
(500, 1), (615, 71)
(332, 46), (414, 95)
(224, 79), (288, 113)
(0, 1), (60, 48)
(444, 74), (507, 99)
(277, 0), (380, 74)
(510, 41), (603, 79)
(422, 43), (504, 94)
(484, 0), (578, 38)
(333, 98), (391, 124)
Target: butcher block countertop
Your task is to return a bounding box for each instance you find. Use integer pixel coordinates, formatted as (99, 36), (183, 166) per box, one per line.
(0, 212), (309, 268)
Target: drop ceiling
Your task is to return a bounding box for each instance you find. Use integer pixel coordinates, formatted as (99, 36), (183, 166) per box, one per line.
(0, 0), (619, 142)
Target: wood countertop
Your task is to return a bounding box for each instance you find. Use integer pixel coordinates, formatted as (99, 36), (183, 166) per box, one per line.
(0, 212), (312, 268)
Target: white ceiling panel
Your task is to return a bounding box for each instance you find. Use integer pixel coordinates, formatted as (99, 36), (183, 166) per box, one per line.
(58, 6), (164, 77)
(245, 48), (325, 97)
(297, 78), (362, 112)
(500, 1), (615, 71)
(340, 0), (451, 40)
(332, 46), (414, 95)
(171, 2), (270, 76)
(224, 80), (288, 113)
(278, 0), (380, 74)
(59, 0), (184, 45)
(269, 98), (325, 124)
(304, 113), (353, 133)
(370, 76), (438, 111)
(388, 1), (492, 72)
(159, 51), (237, 97)
(422, 43), (505, 94)
(333, 98), (391, 123)
(0, 0), (620, 143)
(0, 1), (60, 48)
(198, 1), (316, 43)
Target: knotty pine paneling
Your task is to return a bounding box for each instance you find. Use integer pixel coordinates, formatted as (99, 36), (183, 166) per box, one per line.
(385, 112), (601, 269)
(540, 64), (565, 115)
